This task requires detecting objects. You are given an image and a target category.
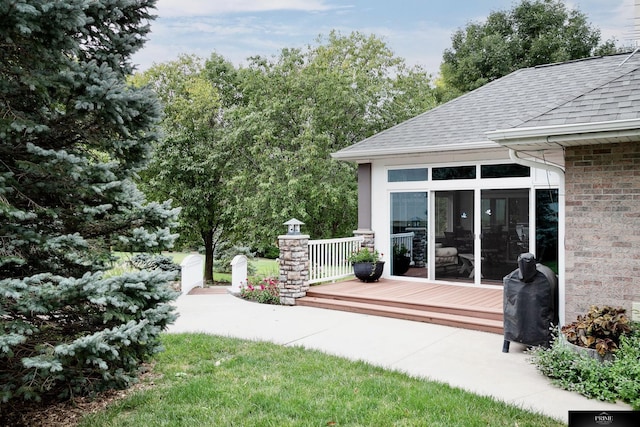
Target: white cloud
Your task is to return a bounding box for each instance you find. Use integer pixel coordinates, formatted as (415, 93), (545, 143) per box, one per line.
(564, 0), (634, 46)
(132, 0), (635, 75)
(155, 0), (335, 17)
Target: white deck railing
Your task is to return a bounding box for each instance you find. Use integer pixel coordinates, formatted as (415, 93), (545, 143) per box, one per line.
(308, 235), (364, 284)
(391, 232), (415, 261)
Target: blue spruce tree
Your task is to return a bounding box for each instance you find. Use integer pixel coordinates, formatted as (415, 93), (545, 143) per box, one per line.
(0, 0), (180, 411)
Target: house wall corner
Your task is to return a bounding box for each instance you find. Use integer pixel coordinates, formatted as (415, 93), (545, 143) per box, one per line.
(564, 142), (640, 322)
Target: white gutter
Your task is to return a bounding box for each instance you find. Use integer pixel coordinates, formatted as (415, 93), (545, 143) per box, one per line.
(331, 140), (502, 161)
(487, 118), (640, 146)
(509, 149), (566, 325)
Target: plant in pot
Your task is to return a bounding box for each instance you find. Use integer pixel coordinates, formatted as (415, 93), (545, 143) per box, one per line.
(348, 247), (384, 282)
(392, 243), (411, 276)
(560, 305), (632, 361)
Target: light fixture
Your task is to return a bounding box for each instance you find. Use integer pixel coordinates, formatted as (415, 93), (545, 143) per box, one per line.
(283, 218), (304, 235)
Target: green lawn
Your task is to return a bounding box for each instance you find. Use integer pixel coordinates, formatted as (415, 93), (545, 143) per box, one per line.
(209, 256), (278, 283)
(79, 334), (563, 427)
(112, 252), (279, 284)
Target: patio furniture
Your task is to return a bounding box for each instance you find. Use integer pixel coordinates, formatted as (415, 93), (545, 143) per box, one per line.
(435, 244), (458, 273)
(458, 253), (484, 278)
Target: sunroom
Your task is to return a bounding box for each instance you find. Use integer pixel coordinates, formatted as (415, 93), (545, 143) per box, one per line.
(325, 53), (640, 328)
(346, 149), (561, 287)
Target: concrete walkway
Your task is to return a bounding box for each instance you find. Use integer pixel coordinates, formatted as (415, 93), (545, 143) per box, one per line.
(168, 292), (631, 424)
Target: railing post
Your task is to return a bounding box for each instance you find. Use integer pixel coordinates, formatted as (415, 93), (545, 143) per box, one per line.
(278, 220), (310, 305)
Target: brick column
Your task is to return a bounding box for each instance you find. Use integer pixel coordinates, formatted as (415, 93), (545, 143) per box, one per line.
(277, 233), (310, 305)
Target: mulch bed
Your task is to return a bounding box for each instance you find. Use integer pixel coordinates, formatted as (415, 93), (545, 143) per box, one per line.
(0, 365), (160, 427)
(2, 284), (232, 426)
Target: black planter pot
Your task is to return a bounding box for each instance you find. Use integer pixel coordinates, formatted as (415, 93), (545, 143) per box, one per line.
(353, 261), (385, 282)
(392, 256), (411, 276)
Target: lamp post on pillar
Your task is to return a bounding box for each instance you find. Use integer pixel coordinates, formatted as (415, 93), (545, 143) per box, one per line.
(278, 219), (309, 305)
(284, 218), (304, 235)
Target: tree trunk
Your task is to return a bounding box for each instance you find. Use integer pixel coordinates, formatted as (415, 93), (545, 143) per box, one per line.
(202, 229), (214, 284)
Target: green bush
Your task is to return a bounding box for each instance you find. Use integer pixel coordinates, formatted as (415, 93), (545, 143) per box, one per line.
(213, 244), (256, 275)
(347, 247), (381, 263)
(258, 245), (280, 259)
(0, 270), (179, 404)
(528, 323), (640, 409)
(129, 254), (181, 272)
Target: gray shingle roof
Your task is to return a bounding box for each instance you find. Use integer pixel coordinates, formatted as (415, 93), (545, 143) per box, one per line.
(333, 53), (640, 160)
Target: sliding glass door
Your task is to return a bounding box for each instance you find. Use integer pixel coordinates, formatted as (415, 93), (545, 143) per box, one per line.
(434, 190), (474, 281)
(390, 192), (427, 277)
(480, 189), (529, 281)
(387, 163), (557, 284)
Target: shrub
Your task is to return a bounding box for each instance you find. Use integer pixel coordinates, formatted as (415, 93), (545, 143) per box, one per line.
(348, 247), (381, 263)
(561, 305), (632, 356)
(129, 254), (181, 272)
(0, 270), (179, 404)
(213, 244), (256, 276)
(240, 277), (280, 305)
(528, 323), (640, 409)
(259, 245), (280, 259)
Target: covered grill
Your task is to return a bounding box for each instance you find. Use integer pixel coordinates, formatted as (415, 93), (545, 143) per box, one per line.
(502, 253), (558, 352)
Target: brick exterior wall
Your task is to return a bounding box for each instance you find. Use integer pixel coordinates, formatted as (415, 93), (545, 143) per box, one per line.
(564, 142), (640, 322)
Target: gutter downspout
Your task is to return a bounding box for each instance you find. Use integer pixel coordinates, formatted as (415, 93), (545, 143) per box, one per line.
(509, 149), (566, 326)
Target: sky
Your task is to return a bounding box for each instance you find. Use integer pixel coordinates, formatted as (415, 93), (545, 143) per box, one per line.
(131, 0), (638, 76)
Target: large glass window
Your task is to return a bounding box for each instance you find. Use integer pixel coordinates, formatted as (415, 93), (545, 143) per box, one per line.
(390, 192), (427, 276)
(388, 168), (428, 182)
(432, 166), (476, 180)
(435, 191), (474, 281)
(481, 164), (530, 178)
(481, 189), (529, 281)
(536, 189), (559, 273)
(387, 162), (557, 285)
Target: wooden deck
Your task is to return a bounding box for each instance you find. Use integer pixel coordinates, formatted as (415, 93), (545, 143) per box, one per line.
(297, 279), (504, 334)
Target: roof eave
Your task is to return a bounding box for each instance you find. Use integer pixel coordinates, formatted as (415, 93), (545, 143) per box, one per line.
(331, 141), (503, 162)
(486, 118), (640, 150)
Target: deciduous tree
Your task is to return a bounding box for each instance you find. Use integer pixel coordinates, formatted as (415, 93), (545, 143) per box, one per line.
(228, 31), (437, 248)
(132, 54), (239, 283)
(440, 0), (617, 95)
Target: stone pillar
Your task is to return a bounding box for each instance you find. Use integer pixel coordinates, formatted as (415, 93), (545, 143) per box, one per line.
(277, 233), (310, 305)
(353, 229), (375, 252)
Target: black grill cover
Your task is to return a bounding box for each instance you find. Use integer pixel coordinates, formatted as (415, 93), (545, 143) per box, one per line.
(503, 253), (558, 348)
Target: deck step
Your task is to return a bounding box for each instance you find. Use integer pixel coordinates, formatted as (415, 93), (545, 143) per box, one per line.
(304, 289), (503, 322)
(297, 296), (504, 335)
